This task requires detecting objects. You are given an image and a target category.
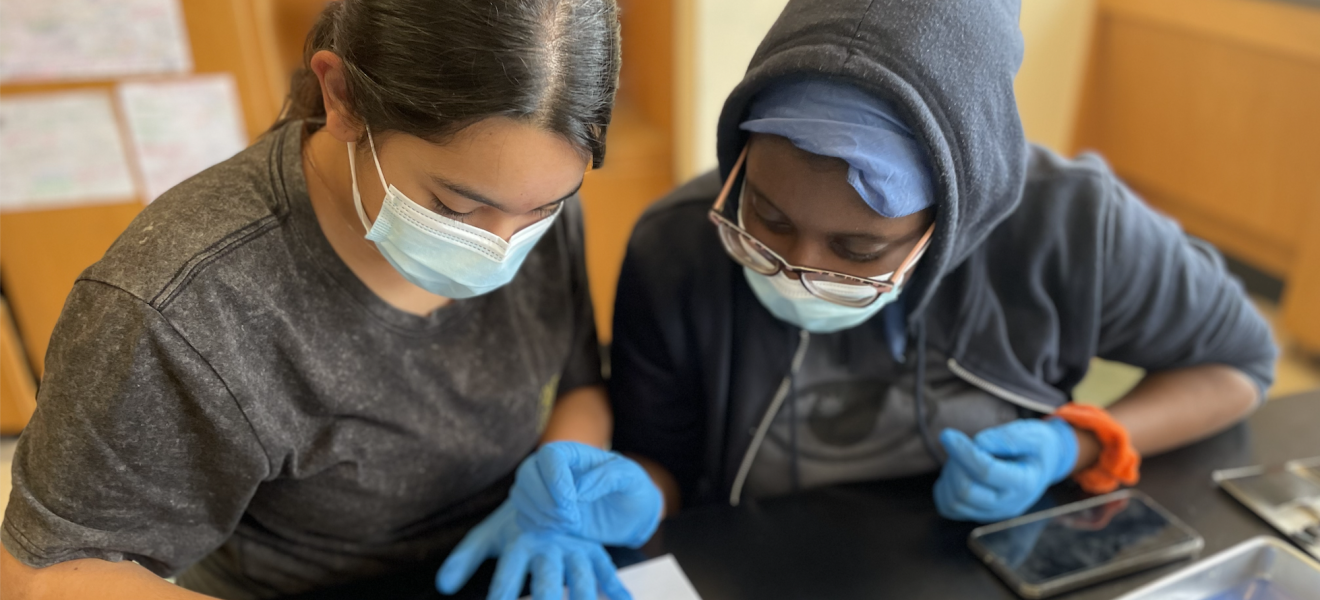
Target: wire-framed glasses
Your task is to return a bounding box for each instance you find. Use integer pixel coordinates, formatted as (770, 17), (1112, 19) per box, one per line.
(708, 147), (935, 308)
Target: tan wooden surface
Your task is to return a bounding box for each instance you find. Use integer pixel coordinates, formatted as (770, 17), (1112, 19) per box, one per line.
(1, 298), (38, 435)
(579, 101), (674, 339)
(1282, 201), (1320, 354)
(1075, 0), (1320, 353)
(580, 0), (679, 338)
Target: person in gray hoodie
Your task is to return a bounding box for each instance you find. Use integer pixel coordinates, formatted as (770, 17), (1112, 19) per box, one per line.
(608, 0), (1276, 521)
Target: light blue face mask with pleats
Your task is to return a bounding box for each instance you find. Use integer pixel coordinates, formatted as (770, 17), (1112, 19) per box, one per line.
(348, 130), (560, 299)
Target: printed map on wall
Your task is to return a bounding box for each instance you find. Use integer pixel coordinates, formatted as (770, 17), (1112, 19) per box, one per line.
(0, 0), (192, 82)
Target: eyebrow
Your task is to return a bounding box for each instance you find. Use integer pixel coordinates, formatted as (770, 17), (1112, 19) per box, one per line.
(432, 175), (584, 213)
(746, 179), (893, 244)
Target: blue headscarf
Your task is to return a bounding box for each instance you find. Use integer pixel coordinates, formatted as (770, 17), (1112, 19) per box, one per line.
(740, 78), (935, 218)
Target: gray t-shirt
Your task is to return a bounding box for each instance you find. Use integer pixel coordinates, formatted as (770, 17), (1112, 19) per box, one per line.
(1, 121), (602, 598)
(744, 330), (1020, 500)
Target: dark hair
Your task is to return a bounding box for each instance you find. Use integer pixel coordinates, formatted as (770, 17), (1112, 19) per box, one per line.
(278, 0), (620, 167)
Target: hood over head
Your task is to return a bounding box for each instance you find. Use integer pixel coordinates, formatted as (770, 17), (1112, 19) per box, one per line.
(717, 0), (1028, 320)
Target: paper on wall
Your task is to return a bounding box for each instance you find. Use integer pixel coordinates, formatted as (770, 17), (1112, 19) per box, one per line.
(520, 554), (704, 600)
(117, 75), (248, 202)
(0, 91), (138, 211)
(0, 0), (192, 83)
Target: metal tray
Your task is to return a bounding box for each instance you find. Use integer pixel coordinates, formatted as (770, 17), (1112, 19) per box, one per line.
(1215, 457), (1320, 560)
(1114, 536), (1320, 600)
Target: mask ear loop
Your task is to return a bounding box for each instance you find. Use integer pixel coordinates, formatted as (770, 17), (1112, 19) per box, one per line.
(347, 127), (392, 234)
(364, 126), (389, 189)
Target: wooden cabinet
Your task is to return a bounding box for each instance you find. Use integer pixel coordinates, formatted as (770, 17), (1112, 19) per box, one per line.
(1074, 0), (1320, 353)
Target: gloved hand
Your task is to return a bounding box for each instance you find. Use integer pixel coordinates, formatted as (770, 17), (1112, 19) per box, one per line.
(933, 418), (1080, 523)
(510, 441), (663, 548)
(436, 500), (631, 600)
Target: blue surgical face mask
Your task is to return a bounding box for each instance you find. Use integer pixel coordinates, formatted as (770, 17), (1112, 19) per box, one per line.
(348, 131), (560, 299)
(739, 205), (924, 334)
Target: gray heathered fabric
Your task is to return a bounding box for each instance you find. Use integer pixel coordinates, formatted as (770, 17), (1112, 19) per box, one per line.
(743, 337), (1018, 500)
(1, 121), (602, 598)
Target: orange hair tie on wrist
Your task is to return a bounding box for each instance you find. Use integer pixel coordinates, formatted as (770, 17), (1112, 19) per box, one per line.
(1052, 403), (1140, 494)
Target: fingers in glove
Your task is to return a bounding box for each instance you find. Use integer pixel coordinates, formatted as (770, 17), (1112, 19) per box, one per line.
(973, 421), (1046, 459)
(530, 549), (566, 600)
(537, 443), (591, 510)
(513, 459), (570, 532)
(436, 518), (501, 594)
(941, 429), (996, 479)
(588, 544), (633, 600)
(488, 544), (533, 600)
(564, 549), (597, 600)
(941, 429), (1020, 487)
(575, 458), (649, 504)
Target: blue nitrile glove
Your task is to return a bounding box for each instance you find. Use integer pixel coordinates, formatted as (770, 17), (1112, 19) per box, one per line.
(510, 441), (663, 548)
(933, 418), (1079, 523)
(436, 500), (631, 600)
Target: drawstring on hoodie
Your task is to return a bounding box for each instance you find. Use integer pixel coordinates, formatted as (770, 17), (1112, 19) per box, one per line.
(730, 328), (811, 506)
(788, 327), (802, 492)
(912, 317), (943, 463)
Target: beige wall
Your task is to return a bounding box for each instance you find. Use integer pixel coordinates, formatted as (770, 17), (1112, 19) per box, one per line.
(684, 0), (790, 179)
(1015, 0), (1097, 152)
(680, 0), (1096, 178)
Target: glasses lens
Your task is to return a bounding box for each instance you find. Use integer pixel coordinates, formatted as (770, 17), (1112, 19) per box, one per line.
(801, 272), (883, 307)
(716, 220), (779, 275)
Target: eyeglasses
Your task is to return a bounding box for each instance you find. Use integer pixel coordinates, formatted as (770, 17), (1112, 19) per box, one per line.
(708, 147), (935, 308)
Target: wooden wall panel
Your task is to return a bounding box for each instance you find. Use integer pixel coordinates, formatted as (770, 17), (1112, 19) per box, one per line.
(619, 0), (675, 140)
(1082, 18), (1320, 276)
(1074, 0), (1320, 353)
(1, 298), (38, 435)
(182, 0), (283, 139)
(1282, 200), (1320, 354)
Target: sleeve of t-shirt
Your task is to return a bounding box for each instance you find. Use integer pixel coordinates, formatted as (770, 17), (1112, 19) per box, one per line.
(1, 280), (270, 577)
(555, 196), (604, 395)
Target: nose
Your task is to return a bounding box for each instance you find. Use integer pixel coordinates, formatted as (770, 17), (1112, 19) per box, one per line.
(779, 236), (832, 275)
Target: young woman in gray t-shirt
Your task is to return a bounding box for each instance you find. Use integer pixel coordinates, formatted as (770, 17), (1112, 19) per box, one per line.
(1, 2), (663, 599)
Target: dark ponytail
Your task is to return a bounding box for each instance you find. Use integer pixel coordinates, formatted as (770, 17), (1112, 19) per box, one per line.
(275, 0), (621, 167)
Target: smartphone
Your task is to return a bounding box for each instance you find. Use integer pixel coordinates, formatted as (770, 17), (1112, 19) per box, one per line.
(967, 489), (1204, 599)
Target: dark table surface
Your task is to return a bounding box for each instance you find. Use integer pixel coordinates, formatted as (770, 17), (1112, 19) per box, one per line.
(642, 390), (1320, 600)
(296, 390), (1319, 599)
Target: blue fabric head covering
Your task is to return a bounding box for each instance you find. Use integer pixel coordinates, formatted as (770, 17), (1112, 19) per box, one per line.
(740, 79), (935, 218)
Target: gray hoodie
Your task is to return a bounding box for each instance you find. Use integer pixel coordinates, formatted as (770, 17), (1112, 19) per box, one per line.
(609, 0), (1275, 507)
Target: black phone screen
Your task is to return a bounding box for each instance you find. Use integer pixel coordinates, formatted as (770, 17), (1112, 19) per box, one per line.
(973, 492), (1199, 587)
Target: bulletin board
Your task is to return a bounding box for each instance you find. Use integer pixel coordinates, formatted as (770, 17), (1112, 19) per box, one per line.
(0, 0), (288, 402)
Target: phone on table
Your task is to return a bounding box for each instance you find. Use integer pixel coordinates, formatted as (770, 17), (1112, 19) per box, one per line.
(967, 489), (1204, 599)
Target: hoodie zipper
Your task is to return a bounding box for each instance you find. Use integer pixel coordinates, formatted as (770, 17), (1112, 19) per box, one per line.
(730, 329), (811, 507)
(946, 358), (1057, 414)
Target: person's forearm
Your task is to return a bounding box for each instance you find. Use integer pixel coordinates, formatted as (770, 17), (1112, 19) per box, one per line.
(540, 384), (612, 449)
(1072, 364), (1260, 473)
(2, 546), (212, 600)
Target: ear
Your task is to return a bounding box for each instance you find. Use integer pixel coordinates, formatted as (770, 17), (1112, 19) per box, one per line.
(310, 50), (362, 143)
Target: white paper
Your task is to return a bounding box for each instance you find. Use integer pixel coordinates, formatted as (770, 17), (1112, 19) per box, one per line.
(118, 75), (248, 202)
(521, 554), (703, 600)
(0, 91), (138, 211)
(0, 0), (192, 83)
(613, 555), (702, 600)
